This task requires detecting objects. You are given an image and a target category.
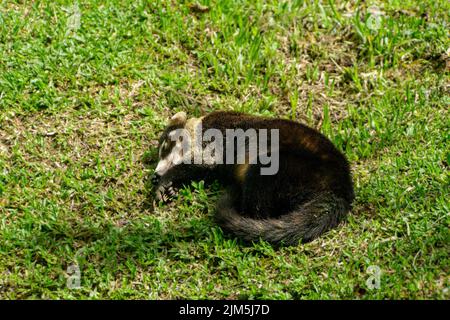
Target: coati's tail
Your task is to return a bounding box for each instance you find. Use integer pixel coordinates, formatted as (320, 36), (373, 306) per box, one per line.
(215, 192), (350, 246)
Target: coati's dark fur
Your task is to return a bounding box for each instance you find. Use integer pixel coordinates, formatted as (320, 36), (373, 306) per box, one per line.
(153, 111), (354, 246)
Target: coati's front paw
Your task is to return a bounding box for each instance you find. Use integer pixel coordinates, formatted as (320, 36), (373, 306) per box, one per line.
(150, 173), (161, 186)
(154, 181), (178, 203)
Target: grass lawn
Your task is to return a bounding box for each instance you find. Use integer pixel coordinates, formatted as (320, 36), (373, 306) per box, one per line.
(0, 0), (449, 299)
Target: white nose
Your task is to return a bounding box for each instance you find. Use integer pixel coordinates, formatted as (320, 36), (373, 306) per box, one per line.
(155, 159), (169, 176)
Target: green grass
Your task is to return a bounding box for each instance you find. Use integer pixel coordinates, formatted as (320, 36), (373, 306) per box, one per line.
(0, 0), (449, 299)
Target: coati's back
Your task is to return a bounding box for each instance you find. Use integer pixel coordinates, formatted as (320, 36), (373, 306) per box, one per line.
(154, 111), (354, 245)
(201, 111), (354, 202)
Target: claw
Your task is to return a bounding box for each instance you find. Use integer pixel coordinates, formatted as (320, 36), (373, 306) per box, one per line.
(154, 181), (178, 203)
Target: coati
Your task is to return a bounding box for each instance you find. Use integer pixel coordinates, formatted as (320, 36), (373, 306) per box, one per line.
(152, 111), (354, 246)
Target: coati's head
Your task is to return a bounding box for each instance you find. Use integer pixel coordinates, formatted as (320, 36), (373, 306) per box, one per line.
(155, 112), (202, 177)
(155, 112), (187, 177)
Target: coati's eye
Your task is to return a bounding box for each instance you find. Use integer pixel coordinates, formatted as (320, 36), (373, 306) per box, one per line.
(159, 141), (168, 158)
(158, 129), (183, 160)
(159, 139), (176, 159)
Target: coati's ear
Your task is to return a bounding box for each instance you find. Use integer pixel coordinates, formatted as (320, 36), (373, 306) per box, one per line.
(169, 111), (187, 126)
